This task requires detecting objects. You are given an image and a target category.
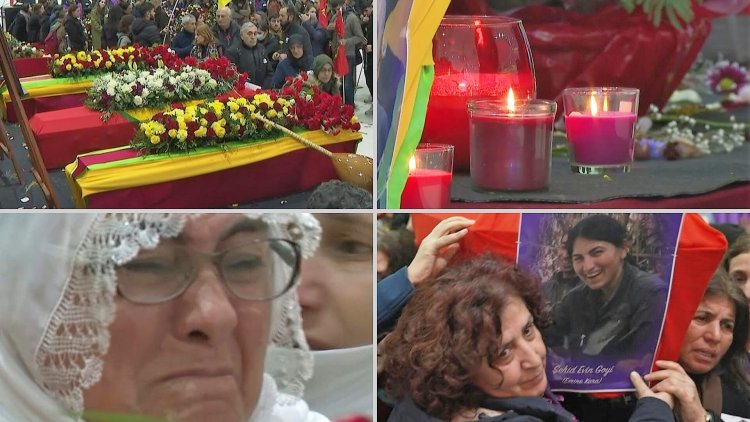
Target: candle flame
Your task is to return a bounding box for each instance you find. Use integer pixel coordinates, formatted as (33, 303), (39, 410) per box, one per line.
(589, 94), (598, 116)
(508, 88), (515, 112)
(409, 156), (416, 172)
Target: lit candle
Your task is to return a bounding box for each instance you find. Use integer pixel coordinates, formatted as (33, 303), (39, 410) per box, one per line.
(400, 145), (454, 209)
(563, 87), (640, 174)
(468, 92), (557, 192)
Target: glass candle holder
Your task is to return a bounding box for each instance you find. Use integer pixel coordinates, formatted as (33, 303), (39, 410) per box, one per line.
(468, 98), (556, 192)
(421, 15), (536, 171)
(401, 144), (454, 209)
(562, 87), (639, 174)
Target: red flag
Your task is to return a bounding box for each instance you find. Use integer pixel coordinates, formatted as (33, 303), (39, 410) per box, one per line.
(318, 0), (329, 28)
(333, 10), (349, 76)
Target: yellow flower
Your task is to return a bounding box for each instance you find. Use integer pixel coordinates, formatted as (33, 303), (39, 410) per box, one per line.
(168, 129), (177, 138)
(200, 118), (208, 126)
(178, 119), (187, 131)
(105, 61), (112, 68)
(351, 115), (359, 124)
(235, 98), (248, 106)
(215, 127), (226, 138)
(70, 56), (77, 64)
(150, 135), (160, 144)
(267, 109), (277, 119)
(65, 64), (72, 71)
(195, 126), (207, 137)
(247, 104), (256, 113)
(177, 129), (188, 141)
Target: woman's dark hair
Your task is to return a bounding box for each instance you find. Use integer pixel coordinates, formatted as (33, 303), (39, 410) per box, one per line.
(566, 214), (627, 257)
(118, 14), (135, 33)
(66, 5), (78, 17)
(723, 233), (750, 272)
(702, 270), (750, 393)
(380, 254), (549, 420)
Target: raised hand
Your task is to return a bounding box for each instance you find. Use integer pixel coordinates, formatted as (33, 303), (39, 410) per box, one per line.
(407, 216), (475, 285)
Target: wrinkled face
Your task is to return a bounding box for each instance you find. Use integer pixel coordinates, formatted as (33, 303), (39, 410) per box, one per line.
(184, 20), (196, 33)
(571, 237), (627, 292)
(471, 295), (547, 398)
(216, 9), (231, 28)
(289, 43), (303, 59)
(83, 215), (272, 422)
(269, 17), (281, 31)
(678, 295), (735, 374)
(729, 252), (750, 303)
(317, 63), (333, 83)
(241, 25), (258, 47)
(298, 214), (373, 350)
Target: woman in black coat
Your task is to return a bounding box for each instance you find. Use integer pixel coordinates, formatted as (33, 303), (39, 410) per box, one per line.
(63, 6), (86, 52)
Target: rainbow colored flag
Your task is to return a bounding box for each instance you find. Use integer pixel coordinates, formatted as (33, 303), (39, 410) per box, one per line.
(376, 0), (450, 208)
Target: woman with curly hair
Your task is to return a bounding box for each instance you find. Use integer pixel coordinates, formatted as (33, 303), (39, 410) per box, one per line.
(379, 252), (677, 421)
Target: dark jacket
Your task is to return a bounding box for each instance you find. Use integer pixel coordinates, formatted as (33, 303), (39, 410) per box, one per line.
(270, 57), (307, 89)
(132, 18), (161, 47)
(301, 19), (327, 57)
(543, 263), (667, 358)
(27, 14), (41, 42)
(226, 42), (273, 89)
(170, 29), (195, 58)
(260, 32), (281, 71)
(212, 20), (241, 53)
(64, 17), (86, 51)
(388, 395), (672, 422)
(376, 267), (414, 336)
(10, 11), (29, 42)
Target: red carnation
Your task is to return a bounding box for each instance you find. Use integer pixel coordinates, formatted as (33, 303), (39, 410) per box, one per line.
(204, 112), (217, 123)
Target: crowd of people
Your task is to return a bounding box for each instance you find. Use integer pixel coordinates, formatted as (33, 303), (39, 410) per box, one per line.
(376, 214), (750, 421)
(8, 0), (374, 105)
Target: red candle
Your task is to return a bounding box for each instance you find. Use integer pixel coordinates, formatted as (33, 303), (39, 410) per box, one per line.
(565, 111), (637, 165)
(401, 168), (453, 209)
(468, 95), (556, 191)
(422, 73), (535, 171)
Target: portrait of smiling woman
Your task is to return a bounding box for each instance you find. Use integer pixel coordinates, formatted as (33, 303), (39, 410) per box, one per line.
(0, 213), (329, 422)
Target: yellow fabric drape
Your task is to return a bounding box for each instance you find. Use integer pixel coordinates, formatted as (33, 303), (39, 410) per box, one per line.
(65, 130), (362, 208)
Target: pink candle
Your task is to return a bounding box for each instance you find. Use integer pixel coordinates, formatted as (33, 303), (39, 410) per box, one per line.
(565, 111), (637, 165)
(401, 169), (453, 209)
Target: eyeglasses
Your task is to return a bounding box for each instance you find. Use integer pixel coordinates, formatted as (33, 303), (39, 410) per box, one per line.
(116, 238), (300, 304)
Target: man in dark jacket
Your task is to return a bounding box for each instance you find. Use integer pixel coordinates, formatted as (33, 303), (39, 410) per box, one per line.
(10, 5), (30, 42)
(226, 22), (273, 89)
(170, 14), (196, 57)
(212, 6), (241, 53)
(131, 2), (161, 46)
(279, 4), (313, 69)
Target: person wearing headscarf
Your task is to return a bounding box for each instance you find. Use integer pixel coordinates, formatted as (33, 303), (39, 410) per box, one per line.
(271, 33), (310, 89)
(227, 21), (273, 88)
(305, 54), (340, 97)
(0, 213), (330, 422)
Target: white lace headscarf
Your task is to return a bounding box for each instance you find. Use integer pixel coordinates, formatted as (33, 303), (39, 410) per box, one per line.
(0, 213), (322, 422)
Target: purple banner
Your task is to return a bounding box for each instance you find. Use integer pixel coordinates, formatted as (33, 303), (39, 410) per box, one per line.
(517, 213), (683, 392)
